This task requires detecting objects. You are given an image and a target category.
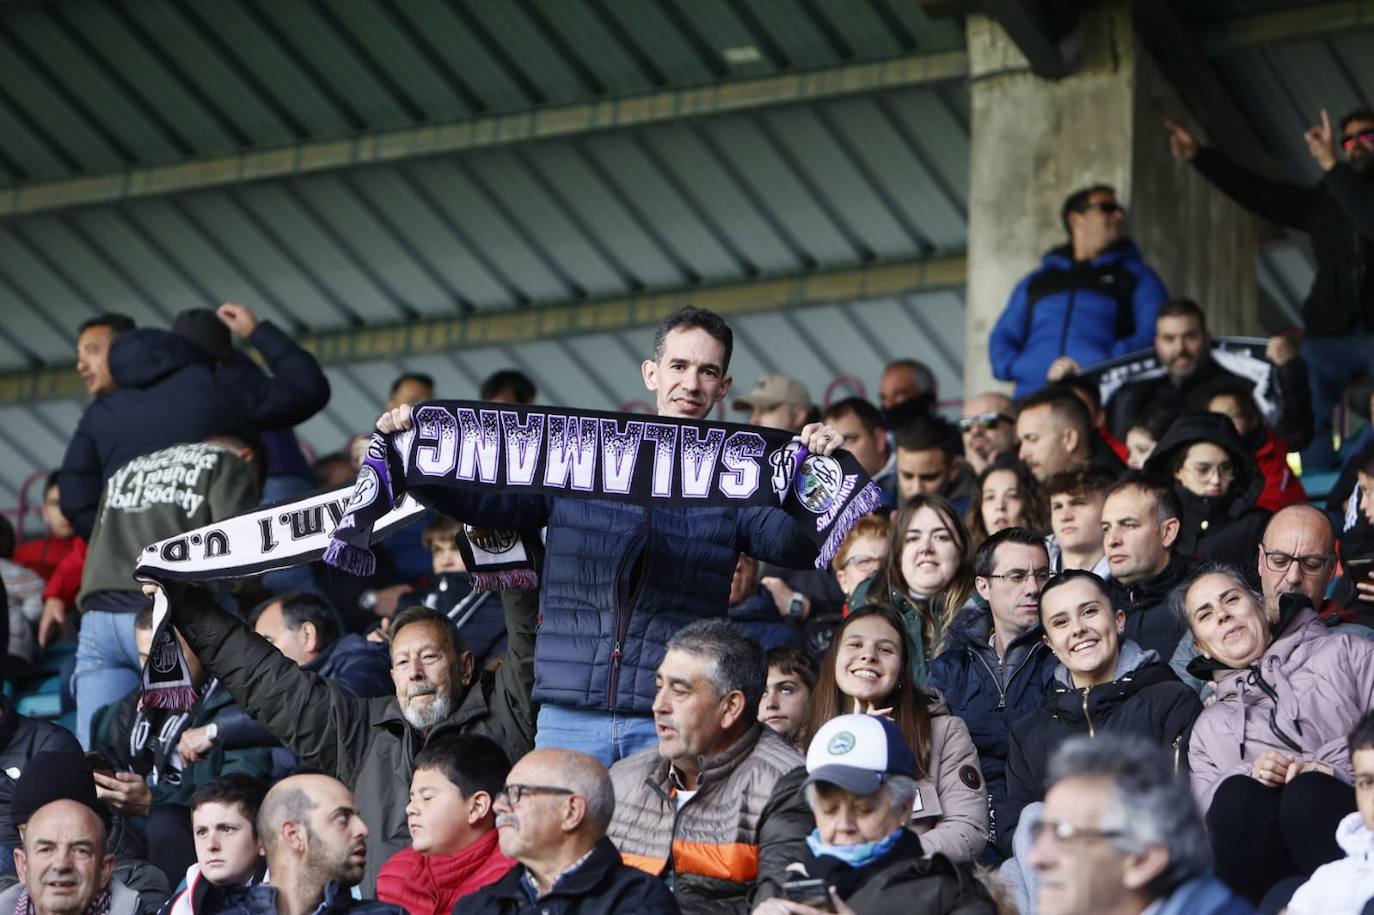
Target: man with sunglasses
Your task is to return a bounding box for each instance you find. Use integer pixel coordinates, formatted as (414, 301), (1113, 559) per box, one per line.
(1167, 109), (1374, 471)
(989, 184), (1168, 398)
(455, 749), (681, 915)
(958, 392), (1018, 476)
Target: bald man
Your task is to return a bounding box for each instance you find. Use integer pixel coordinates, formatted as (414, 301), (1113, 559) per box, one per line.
(958, 392), (1017, 476)
(2, 800), (126, 915)
(231, 775), (400, 915)
(455, 749), (679, 915)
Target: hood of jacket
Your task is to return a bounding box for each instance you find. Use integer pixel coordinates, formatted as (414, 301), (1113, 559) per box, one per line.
(1337, 810), (1374, 859)
(1043, 641), (1175, 722)
(1145, 412), (1264, 519)
(109, 328), (212, 390)
(1052, 637), (1157, 687)
(1039, 237), (1144, 271)
(1186, 591), (1312, 682)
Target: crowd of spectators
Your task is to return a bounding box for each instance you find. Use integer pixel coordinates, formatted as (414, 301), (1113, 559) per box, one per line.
(0, 106), (1369, 915)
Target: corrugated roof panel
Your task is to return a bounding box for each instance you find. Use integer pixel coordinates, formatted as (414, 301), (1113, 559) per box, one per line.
(673, 0), (775, 66)
(57, 1), (245, 155)
(735, 0), (847, 70)
(640, 122), (804, 275)
(887, 90), (970, 217)
(0, 103), (67, 184)
(346, 167), (519, 311)
(464, 151), (632, 297)
(131, 0), (310, 146)
(296, 174), (461, 318)
(55, 208), (212, 316)
(705, 117), (865, 266)
(887, 0), (966, 51)
(232, 181), (412, 324)
(464, 2), (591, 105)
(813, 0), (907, 57)
(766, 105), (924, 259)
(597, 0), (719, 88)
(6, 12), (183, 167)
(404, 157), (576, 305)
(15, 217), (172, 324)
(388, 0), (535, 112)
(581, 131), (747, 282)
(524, 142), (690, 289)
(0, 39), (127, 174)
(0, 230), (103, 360)
(824, 98), (967, 252)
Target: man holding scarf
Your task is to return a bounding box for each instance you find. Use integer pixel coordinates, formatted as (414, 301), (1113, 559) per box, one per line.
(374, 306), (848, 766)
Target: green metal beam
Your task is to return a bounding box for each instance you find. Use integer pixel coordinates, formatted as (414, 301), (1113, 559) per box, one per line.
(0, 50), (969, 218)
(0, 255), (967, 405)
(1202, 1), (1374, 54)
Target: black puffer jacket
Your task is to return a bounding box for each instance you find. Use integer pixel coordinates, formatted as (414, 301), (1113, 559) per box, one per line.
(0, 699), (81, 846)
(999, 641), (1201, 856)
(1105, 552), (1194, 662)
(1192, 148), (1374, 338)
(1145, 412), (1270, 575)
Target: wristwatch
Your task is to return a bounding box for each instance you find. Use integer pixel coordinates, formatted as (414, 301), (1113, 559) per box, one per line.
(786, 592), (806, 621)
(205, 723), (219, 744)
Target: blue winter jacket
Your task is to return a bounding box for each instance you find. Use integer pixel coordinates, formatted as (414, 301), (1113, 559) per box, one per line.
(989, 239), (1167, 397)
(926, 605), (1056, 855)
(59, 324), (330, 539)
(420, 491), (818, 713)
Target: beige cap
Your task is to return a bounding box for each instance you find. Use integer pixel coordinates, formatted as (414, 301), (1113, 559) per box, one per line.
(733, 373), (810, 412)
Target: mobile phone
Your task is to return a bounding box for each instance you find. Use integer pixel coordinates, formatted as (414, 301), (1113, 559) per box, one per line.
(1349, 558), (1374, 591)
(84, 751), (116, 775)
(782, 878), (835, 912)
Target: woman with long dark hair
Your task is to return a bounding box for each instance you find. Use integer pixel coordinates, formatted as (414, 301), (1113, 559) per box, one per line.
(966, 455), (1048, 548)
(801, 604), (988, 863)
(849, 495), (976, 685)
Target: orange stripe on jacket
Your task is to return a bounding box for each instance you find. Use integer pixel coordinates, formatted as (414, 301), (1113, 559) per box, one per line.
(620, 852), (668, 876)
(670, 841), (759, 882)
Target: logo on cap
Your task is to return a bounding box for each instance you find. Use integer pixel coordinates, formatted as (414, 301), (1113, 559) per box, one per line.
(827, 731), (856, 756)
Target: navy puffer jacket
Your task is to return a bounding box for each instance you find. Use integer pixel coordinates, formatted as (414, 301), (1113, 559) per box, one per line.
(422, 492), (817, 713)
(926, 606), (1056, 855)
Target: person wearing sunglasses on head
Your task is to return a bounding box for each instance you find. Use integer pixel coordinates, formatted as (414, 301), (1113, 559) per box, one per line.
(989, 184), (1169, 399)
(1167, 109), (1374, 472)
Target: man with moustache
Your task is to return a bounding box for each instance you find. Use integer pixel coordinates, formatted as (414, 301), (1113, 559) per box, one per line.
(218, 775), (402, 915)
(145, 582), (536, 898)
(0, 799), (134, 915)
(455, 750), (680, 915)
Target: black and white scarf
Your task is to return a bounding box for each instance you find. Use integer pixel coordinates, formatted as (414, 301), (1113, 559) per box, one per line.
(135, 401), (881, 706)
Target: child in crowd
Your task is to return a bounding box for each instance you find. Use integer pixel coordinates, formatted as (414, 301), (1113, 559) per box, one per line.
(167, 775), (269, 915)
(391, 517), (505, 666)
(759, 645), (816, 748)
(1286, 710), (1374, 915)
(377, 733), (515, 915)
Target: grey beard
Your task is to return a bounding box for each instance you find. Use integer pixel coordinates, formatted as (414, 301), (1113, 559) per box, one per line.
(402, 691), (454, 730)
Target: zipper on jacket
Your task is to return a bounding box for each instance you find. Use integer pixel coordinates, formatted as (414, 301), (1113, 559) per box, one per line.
(607, 514), (651, 703)
(1057, 286), (1079, 356)
(1082, 685), (1095, 738)
(1172, 734), (1184, 774)
(969, 642), (1042, 711)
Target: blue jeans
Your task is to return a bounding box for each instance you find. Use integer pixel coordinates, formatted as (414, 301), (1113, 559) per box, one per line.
(260, 474), (320, 595)
(73, 610), (143, 749)
(1301, 335), (1374, 470)
(535, 705), (660, 768)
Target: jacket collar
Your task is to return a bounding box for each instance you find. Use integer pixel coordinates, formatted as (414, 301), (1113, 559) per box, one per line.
(1186, 592), (1317, 681)
(487, 837), (622, 900)
(660, 722), (766, 793)
(1108, 552), (1191, 606)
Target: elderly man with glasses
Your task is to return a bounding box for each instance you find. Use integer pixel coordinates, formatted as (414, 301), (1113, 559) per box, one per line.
(1167, 108), (1374, 472)
(455, 749), (680, 915)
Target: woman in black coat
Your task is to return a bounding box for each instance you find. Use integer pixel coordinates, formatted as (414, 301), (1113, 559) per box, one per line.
(998, 570), (1201, 857)
(1144, 411), (1271, 574)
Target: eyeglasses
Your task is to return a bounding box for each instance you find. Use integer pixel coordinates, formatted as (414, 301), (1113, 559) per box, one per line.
(984, 568), (1052, 586)
(497, 784), (575, 806)
(841, 554), (884, 572)
(1082, 201), (1123, 215)
(1343, 131), (1374, 152)
(1030, 819), (1124, 846)
(959, 412), (1013, 433)
(1182, 461), (1234, 482)
(1259, 546), (1334, 576)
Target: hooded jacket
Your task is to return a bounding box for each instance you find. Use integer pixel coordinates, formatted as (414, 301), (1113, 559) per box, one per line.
(1105, 552), (1194, 662)
(925, 606), (1056, 853)
(1192, 148), (1374, 338)
(59, 324), (329, 540)
(1187, 594), (1374, 811)
(0, 699), (82, 847)
(1145, 413), (1271, 573)
(165, 585), (537, 896)
(607, 723), (808, 914)
(998, 640), (1201, 857)
(990, 239), (1168, 397)
(1286, 811), (1374, 915)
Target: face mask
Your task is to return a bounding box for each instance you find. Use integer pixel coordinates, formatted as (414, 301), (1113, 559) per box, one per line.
(805, 826), (905, 868)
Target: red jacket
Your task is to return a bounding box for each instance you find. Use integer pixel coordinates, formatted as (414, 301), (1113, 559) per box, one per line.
(377, 829), (514, 915)
(1252, 426), (1307, 513)
(13, 535), (77, 583)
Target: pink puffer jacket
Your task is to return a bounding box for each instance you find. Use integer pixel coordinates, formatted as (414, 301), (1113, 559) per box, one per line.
(1188, 602), (1374, 812)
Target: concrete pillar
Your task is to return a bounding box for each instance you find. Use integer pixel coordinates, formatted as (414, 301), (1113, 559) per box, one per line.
(962, 2), (1258, 397)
